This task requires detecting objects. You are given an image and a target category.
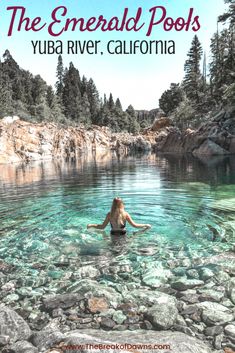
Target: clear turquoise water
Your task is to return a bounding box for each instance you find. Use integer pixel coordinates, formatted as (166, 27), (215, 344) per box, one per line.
(0, 153), (234, 291)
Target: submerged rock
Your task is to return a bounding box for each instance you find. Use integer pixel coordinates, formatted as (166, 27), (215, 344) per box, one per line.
(73, 265), (100, 279)
(112, 310), (127, 325)
(0, 306), (31, 344)
(171, 278), (204, 291)
(124, 289), (177, 308)
(145, 300), (178, 329)
(193, 139), (229, 156)
(142, 267), (172, 288)
(66, 279), (122, 308)
(227, 278), (235, 305)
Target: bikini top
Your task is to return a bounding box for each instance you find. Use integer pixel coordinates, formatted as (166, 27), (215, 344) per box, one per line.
(110, 220), (126, 229)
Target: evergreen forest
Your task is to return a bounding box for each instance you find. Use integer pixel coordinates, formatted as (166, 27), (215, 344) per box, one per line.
(0, 0), (234, 133)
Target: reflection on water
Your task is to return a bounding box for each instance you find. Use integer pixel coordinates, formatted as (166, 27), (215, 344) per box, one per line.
(0, 152), (235, 292)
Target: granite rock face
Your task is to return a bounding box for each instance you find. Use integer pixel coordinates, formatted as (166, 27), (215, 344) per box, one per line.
(1, 109), (234, 163)
(155, 107), (235, 155)
(0, 118), (154, 164)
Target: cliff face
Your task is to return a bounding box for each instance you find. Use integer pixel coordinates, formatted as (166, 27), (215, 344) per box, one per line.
(0, 118), (110, 164)
(155, 108), (235, 156)
(0, 118), (154, 164)
(1, 111), (235, 165)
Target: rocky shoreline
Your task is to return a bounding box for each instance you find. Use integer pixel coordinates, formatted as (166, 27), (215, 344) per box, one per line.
(0, 250), (234, 353)
(1, 108), (235, 165)
(0, 117), (153, 164)
(153, 108), (235, 156)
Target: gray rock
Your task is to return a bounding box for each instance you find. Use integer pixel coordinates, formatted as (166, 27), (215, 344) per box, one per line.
(173, 324), (195, 336)
(187, 269), (199, 279)
(221, 298), (235, 308)
(30, 330), (65, 352)
(100, 317), (116, 329)
(7, 340), (38, 353)
(3, 294), (20, 303)
(181, 305), (199, 315)
(142, 268), (172, 288)
(204, 326), (224, 336)
(225, 324), (235, 339)
(61, 329), (215, 353)
(199, 302), (234, 326)
(124, 289), (177, 308)
(52, 308), (64, 318)
(73, 265), (100, 279)
(67, 280), (122, 308)
(227, 278), (235, 305)
(172, 267), (186, 276)
(180, 293), (199, 304)
(193, 139), (228, 156)
(172, 278), (204, 291)
(192, 323), (205, 333)
(215, 271), (230, 283)
(112, 311), (126, 325)
(198, 289), (224, 302)
(143, 320), (153, 330)
(175, 315), (187, 327)
(145, 297), (178, 329)
(16, 287), (33, 298)
(199, 268), (215, 281)
(0, 306), (31, 344)
(0, 335), (10, 346)
(43, 293), (83, 310)
(213, 334), (223, 350)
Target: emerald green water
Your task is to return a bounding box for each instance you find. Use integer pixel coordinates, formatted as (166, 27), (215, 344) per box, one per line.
(0, 153), (234, 291)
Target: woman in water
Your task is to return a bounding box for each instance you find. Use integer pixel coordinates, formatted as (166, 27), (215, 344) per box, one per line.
(87, 197), (151, 235)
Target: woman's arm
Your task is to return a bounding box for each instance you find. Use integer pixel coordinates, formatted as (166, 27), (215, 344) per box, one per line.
(126, 212), (151, 229)
(87, 213), (110, 230)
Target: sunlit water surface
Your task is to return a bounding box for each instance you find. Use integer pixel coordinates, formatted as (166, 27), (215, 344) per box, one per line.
(0, 153), (235, 292)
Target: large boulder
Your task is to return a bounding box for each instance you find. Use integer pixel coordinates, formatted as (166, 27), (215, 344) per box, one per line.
(33, 329), (216, 353)
(145, 301), (178, 329)
(155, 108), (235, 155)
(192, 139), (229, 156)
(0, 306), (31, 344)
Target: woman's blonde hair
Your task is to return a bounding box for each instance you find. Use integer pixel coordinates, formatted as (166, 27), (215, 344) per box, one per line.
(110, 197), (125, 224)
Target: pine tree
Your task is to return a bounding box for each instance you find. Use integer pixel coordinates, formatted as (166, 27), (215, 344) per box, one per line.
(81, 75), (88, 96)
(202, 52), (207, 90)
(108, 93), (115, 110)
(87, 78), (100, 123)
(159, 83), (184, 115)
(126, 104), (136, 117)
(0, 61), (13, 115)
(115, 98), (122, 111)
(62, 62), (82, 122)
(2, 50), (23, 101)
(183, 35), (203, 102)
(46, 86), (55, 108)
(219, 0), (235, 24)
(55, 55), (64, 99)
